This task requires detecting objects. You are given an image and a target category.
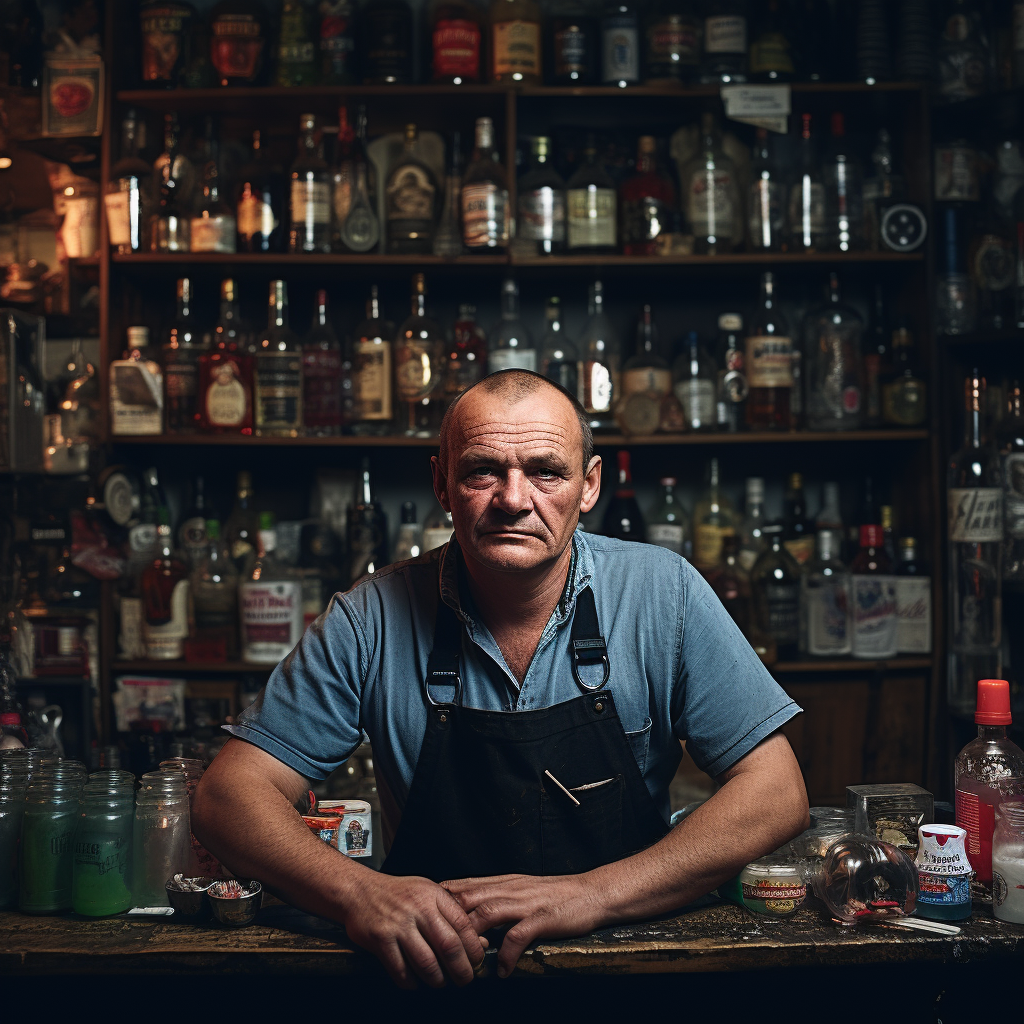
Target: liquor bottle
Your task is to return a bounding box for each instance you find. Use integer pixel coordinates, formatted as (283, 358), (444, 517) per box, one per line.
(337, 106), (380, 254)
(936, 0), (989, 103)
(105, 111), (152, 255)
(714, 313), (747, 432)
(801, 527), (852, 657)
(802, 273), (864, 431)
(863, 283), (889, 427)
(955, 679), (1024, 898)
(163, 278), (204, 433)
(423, 505), (456, 550)
(701, 0), (747, 83)
(620, 135), (676, 256)
(693, 457), (735, 575)
(750, 524), (800, 659)
(602, 450), (645, 541)
(386, 124), (438, 255)
(445, 305), (488, 402)
(190, 117), (236, 253)
(895, 537), (931, 654)
(394, 274), (444, 437)
(816, 480), (844, 535)
(782, 472), (814, 566)
(646, 476), (687, 556)
(198, 279), (254, 435)
(178, 475), (209, 573)
(490, 279), (537, 371)
(360, 0), (414, 83)
(150, 113), (194, 253)
(547, 0), (598, 84)
(540, 297), (578, 396)
(881, 503), (897, 566)
(318, 0), (356, 83)
(224, 470), (260, 575)
(681, 112), (740, 254)
(239, 512), (304, 663)
(191, 518), (239, 660)
(644, 0), (701, 83)
(748, 127), (784, 252)
(348, 459), (388, 582)
(431, 0), (483, 83)
(0, 642), (28, 748)
(276, 0), (317, 86)
(351, 285), (394, 434)
(462, 117), (509, 253)
(515, 136), (566, 257)
(601, 0), (640, 86)
(863, 129), (906, 251)
(579, 280), (619, 430)
(255, 281), (303, 437)
(566, 139), (617, 254)
(331, 106), (358, 247)
(748, 0), (794, 81)
(490, 0), (542, 84)
(209, 0), (267, 85)
(745, 272), (792, 431)
(854, 0), (891, 83)
(882, 323), (927, 427)
(110, 327), (163, 436)
(850, 520), (898, 660)
(672, 331), (715, 432)
(1001, 379), (1024, 582)
(140, 0), (194, 87)
(822, 113), (864, 253)
(141, 508), (190, 660)
(937, 206), (977, 336)
(707, 534), (753, 637)
(236, 130), (284, 254)
(948, 371), (1004, 716)
(289, 114), (331, 254)
(737, 475), (766, 572)
(302, 290), (344, 437)
(787, 113), (825, 253)
(615, 304), (671, 436)
(393, 501), (423, 562)
(433, 131), (464, 258)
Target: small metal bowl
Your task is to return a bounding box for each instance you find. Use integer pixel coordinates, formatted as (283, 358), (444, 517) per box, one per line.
(165, 877), (215, 921)
(207, 880), (263, 927)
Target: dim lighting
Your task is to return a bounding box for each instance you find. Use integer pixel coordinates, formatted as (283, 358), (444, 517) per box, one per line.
(64, 186), (75, 196)
(0, 155), (11, 170)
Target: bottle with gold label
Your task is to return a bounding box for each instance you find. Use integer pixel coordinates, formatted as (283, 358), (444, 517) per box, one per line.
(566, 137), (617, 254)
(386, 124), (438, 255)
(692, 457), (736, 576)
(491, 0), (542, 83)
(461, 117), (509, 252)
(745, 271), (792, 431)
(289, 114), (331, 253)
(351, 285), (395, 436)
(198, 279), (254, 435)
(394, 274), (444, 437)
(255, 280), (302, 437)
(614, 304), (671, 436)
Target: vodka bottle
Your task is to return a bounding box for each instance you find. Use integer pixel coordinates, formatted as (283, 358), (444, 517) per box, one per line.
(737, 476), (766, 572)
(540, 297), (578, 396)
(850, 522), (898, 659)
(646, 477), (687, 556)
(801, 528), (852, 657)
(490, 279), (536, 371)
(579, 280), (618, 430)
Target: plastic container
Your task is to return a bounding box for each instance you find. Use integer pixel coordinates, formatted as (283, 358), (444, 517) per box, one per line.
(72, 776), (135, 916)
(131, 770), (191, 908)
(819, 835), (918, 925)
(719, 855), (807, 916)
(993, 800), (1024, 924)
(914, 823), (972, 921)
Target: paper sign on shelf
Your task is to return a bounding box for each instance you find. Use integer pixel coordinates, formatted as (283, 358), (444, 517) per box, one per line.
(720, 84), (791, 133)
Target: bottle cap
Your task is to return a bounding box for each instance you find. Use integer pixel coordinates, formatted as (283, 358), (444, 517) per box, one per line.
(975, 679), (1012, 726)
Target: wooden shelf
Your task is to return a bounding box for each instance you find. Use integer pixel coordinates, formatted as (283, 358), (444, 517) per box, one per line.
(510, 252), (924, 268)
(114, 660), (272, 675)
(111, 252), (507, 267)
(773, 657), (932, 674)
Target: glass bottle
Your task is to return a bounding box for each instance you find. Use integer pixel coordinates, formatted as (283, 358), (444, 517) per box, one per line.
(490, 279), (537, 371)
(462, 117), (509, 253)
(178, 474), (209, 573)
(750, 524), (800, 660)
(72, 777), (134, 917)
(745, 272), (792, 431)
(289, 114), (331, 254)
(255, 280), (303, 438)
(360, 0), (414, 83)
(748, 0), (793, 81)
(110, 326), (164, 437)
(707, 534), (753, 637)
(602, 450), (645, 541)
(141, 508), (190, 660)
(781, 472), (814, 566)
(787, 112), (825, 253)
(566, 139), (617, 254)
(318, 0), (357, 84)
(150, 113), (194, 253)
(209, 0), (267, 86)
(348, 459), (388, 583)
(701, 0), (748, 83)
(822, 112), (864, 253)
(105, 111), (151, 255)
(236, 130), (283, 254)
(672, 330), (716, 433)
(615, 304), (671, 436)
(936, 0), (989, 103)
(162, 278), (203, 434)
(850, 522), (897, 659)
(132, 771), (190, 908)
(863, 128), (906, 251)
(302, 289), (344, 438)
(948, 371), (1004, 716)
(816, 480), (844, 534)
(882, 323), (927, 427)
(386, 124), (438, 255)
(579, 280), (619, 431)
(198, 278), (254, 436)
(140, 0), (193, 86)
(693, 457), (735, 575)
(331, 107), (361, 250)
(490, 0), (542, 84)
(392, 501), (423, 563)
(540, 297), (578, 396)
(190, 116), (236, 253)
(547, 0), (598, 84)
(620, 135), (676, 256)
(748, 127), (784, 252)
(423, 505), (456, 551)
(895, 536), (931, 655)
(646, 476), (687, 556)
(394, 274), (445, 437)
(276, 0), (317, 85)
(515, 136), (566, 257)
(433, 130), (464, 258)
(994, 800), (1024, 923)
(1002, 380), (1024, 582)
(351, 285), (395, 435)
(863, 283), (890, 427)
(714, 312), (747, 432)
(431, 0), (483, 83)
(445, 305), (488, 403)
(191, 518), (239, 660)
(224, 470), (260, 576)
(681, 112), (740, 255)
(737, 475), (766, 572)
(601, 0), (640, 86)
(937, 206), (977, 336)
(338, 106), (380, 254)
(801, 527), (851, 657)
(644, 0), (701, 83)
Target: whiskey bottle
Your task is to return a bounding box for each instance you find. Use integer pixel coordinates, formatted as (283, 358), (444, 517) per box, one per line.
(209, 0), (267, 85)
(289, 114), (331, 253)
(150, 113), (194, 253)
(701, 0), (747, 83)
(547, 0), (598, 84)
(490, 279), (537, 371)
(318, 0), (356, 84)
(491, 0), (542, 84)
(334, 106), (380, 254)
(110, 327), (163, 436)
(601, 0), (640, 85)
(672, 330), (716, 432)
(615, 304), (670, 436)
(351, 285), (394, 434)
(693, 456), (735, 575)
(141, 508), (190, 660)
(750, 524), (800, 660)
(140, 0), (193, 87)
(579, 280), (619, 430)
(566, 139), (617, 254)
(748, 0), (794, 81)
(745, 272), (792, 431)
(515, 136), (566, 257)
(386, 124), (438, 255)
(462, 117), (509, 253)
(348, 459), (388, 582)
(431, 0), (483, 83)
(360, 0), (414, 84)
(602, 451), (645, 541)
(190, 518), (239, 660)
(619, 135), (676, 256)
(394, 274), (444, 437)
(714, 312), (747, 432)
(190, 117), (236, 253)
(302, 289), (344, 437)
(105, 111), (151, 255)
(275, 0), (317, 86)
(540, 297), (578, 397)
(163, 278), (203, 434)
(644, 0), (701, 83)
(255, 280), (303, 437)
(236, 130), (283, 253)
(198, 278), (254, 435)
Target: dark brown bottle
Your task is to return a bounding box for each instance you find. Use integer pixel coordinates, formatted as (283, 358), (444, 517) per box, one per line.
(361, 0), (414, 84)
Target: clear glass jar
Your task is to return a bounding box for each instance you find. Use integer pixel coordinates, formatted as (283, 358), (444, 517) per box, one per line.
(132, 770), (191, 907)
(160, 757), (222, 877)
(0, 770), (28, 908)
(993, 800), (1024, 924)
(73, 778), (135, 916)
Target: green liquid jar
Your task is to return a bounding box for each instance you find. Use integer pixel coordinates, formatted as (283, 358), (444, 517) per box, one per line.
(72, 778), (135, 917)
(0, 771), (28, 908)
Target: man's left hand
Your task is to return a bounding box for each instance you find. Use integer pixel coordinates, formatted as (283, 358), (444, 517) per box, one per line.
(442, 873), (605, 978)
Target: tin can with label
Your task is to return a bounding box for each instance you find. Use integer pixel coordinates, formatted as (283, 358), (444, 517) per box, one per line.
(314, 799), (373, 859)
(914, 823), (972, 921)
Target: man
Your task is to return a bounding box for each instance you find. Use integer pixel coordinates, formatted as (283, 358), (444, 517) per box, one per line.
(194, 370), (808, 989)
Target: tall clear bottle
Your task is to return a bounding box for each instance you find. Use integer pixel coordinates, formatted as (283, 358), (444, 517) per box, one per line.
(579, 280), (619, 430)
(672, 330), (716, 432)
(302, 289), (344, 437)
(748, 127), (784, 251)
(681, 112), (741, 254)
(394, 274), (444, 437)
(750, 524), (800, 660)
(646, 476), (688, 556)
(737, 475), (766, 572)
(433, 130), (464, 258)
(150, 113), (194, 253)
(540, 297), (578, 396)
(566, 138), (617, 254)
(351, 286), (394, 435)
(333, 106), (380, 255)
(462, 117), (509, 253)
(236, 130), (283, 254)
(255, 281), (303, 438)
(348, 459), (388, 582)
(515, 136), (565, 257)
(289, 114), (331, 254)
(801, 528), (852, 656)
(190, 116), (236, 253)
(787, 112), (825, 253)
(490, 279), (537, 371)
(803, 273), (864, 430)
(692, 457), (735, 576)
(948, 370), (1004, 716)
(822, 112), (864, 253)
(105, 110), (151, 255)
(714, 312), (746, 432)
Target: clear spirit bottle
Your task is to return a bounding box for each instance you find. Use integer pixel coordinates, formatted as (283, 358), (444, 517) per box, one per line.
(748, 127), (784, 251)
(646, 476), (687, 556)
(692, 456), (735, 576)
(681, 112), (740, 254)
(787, 112), (825, 253)
(515, 135), (566, 257)
(672, 330), (716, 432)
(150, 113), (194, 252)
(738, 475), (766, 572)
(540, 297), (578, 397)
(190, 116), (236, 253)
(566, 138), (617, 254)
(579, 280), (619, 430)
(444, 304), (487, 401)
(394, 273), (444, 437)
(801, 528), (852, 657)
(433, 130), (464, 257)
(461, 117), (509, 252)
(105, 111), (151, 255)
(289, 114), (331, 254)
(490, 279), (536, 371)
(347, 459), (388, 582)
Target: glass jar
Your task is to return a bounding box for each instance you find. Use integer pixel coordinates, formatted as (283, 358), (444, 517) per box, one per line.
(720, 854), (806, 916)
(1, 747), (60, 782)
(159, 758), (222, 877)
(993, 800), (1024, 924)
(132, 770), (191, 907)
(19, 765), (86, 913)
(72, 777), (135, 917)
(0, 770), (28, 908)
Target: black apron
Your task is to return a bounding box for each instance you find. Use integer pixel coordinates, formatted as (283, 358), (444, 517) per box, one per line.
(381, 584), (670, 882)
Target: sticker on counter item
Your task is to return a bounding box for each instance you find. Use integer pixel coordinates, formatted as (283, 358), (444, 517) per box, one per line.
(306, 800), (373, 858)
(741, 880), (806, 914)
(917, 871), (971, 906)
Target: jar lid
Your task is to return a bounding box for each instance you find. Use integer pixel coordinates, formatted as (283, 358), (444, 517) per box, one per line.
(742, 857), (804, 880)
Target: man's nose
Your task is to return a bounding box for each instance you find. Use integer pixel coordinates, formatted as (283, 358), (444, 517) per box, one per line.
(493, 470), (533, 514)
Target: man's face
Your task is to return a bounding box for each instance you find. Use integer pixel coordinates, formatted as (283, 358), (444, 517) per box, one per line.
(432, 387), (601, 574)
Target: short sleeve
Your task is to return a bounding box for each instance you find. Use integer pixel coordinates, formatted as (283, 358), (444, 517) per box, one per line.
(224, 593), (366, 780)
(671, 560), (801, 778)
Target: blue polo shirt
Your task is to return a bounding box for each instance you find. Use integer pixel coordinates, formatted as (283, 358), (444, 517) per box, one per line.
(227, 530), (801, 850)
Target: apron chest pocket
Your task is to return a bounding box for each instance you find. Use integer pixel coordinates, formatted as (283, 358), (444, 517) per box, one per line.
(540, 775), (625, 875)
(625, 717), (653, 776)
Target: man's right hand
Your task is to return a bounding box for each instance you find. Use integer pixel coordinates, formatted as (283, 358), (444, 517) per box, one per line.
(341, 870), (486, 989)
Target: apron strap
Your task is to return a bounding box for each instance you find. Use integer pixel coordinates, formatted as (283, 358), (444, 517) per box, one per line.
(570, 586), (610, 693)
(424, 597), (463, 708)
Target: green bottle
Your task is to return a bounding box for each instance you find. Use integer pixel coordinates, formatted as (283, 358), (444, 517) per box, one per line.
(276, 0), (318, 86)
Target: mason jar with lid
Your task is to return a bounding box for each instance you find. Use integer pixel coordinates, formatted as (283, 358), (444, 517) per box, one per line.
(0, 769), (28, 907)
(72, 775), (135, 916)
(132, 770), (190, 907)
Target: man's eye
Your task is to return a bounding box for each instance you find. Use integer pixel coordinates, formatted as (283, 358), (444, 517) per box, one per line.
(468, 467), (494, 478)
(535, 468), (558, 479)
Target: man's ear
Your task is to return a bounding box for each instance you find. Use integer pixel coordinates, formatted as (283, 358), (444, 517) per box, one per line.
(580, 455), (602, 514)
(430, 456), (451, 513)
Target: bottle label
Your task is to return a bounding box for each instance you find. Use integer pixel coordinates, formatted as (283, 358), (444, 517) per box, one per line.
(745, 335), (793, 388)
(1005, 453), (1024, 539)
(554, 24), (588, 75)
(675, 379), (715, 427)
(461, 182), (508, 248)
(622, 366), (671, 396)
(386, 164), (435, 236)
(143, 579), (190, 659)
(320, 10), (355, 78)
(764, 582), (800, 643)
(237, 194), (278, 241)
(302, 348), (343, 429)
(164, 363), (196, 400)
(895, 576), (931, 654)
(623, 196), (670, 245)
(748, 179), (784, 248)
(205, 358), (249, 427)
(519, 187), (566, 242)
(433, 18), (480, 77)
(646, 17), (700, 67)
(140, 3), (190, 82)
(290, 180), (331, 229)
(190, 215), (236, 253)
(749, 32), (793, 75)
(851, 575), (898, 658)
(489, 348), (537, 372)
(788, 180), (826, 236)
(705, 15), (746, 53)
(955, 788), (996, 882)
(807, 579), (851, 655)
(210, 14), (265, 81)
(104, 192), (131, 247)
(256, 352), (302, 431)
(567, 187), (616, 249)
(240, 580), (304, 662)
(917, 872), (971, 907)
(687, 171), (736, 238)
(110, 359), (163, 435)
(492, 20), (540, 77)
(602, 20), (638, 81)
(395, 343), (436, 401)
(355, 340), (392, 420)
(582, 360), (613, 413)
(783, 536), (814, 566)
(647, 523), (684, 554)
(948, 488), (1003, 542)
